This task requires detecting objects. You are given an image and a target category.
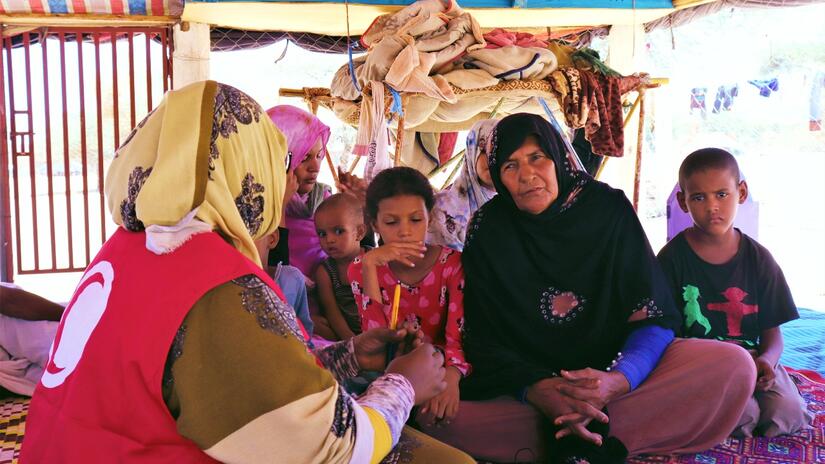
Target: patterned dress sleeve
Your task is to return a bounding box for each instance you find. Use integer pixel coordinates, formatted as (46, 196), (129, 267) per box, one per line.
(313, 338), (361, 383)
(443, 252), (471, 376)
(348, 256), (391, 332)
(162, 274), (413, 464)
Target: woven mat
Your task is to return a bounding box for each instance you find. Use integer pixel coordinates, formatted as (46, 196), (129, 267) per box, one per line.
(0, 397), (28, 464)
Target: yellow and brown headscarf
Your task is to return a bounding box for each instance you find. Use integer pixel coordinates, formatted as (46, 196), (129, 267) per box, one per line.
(105, 80), (287, 266)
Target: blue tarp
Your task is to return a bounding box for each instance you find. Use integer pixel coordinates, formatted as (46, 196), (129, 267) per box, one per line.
(782, 308), (825, 375)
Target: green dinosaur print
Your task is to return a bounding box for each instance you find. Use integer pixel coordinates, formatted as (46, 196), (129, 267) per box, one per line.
(682, 285), (712, 335)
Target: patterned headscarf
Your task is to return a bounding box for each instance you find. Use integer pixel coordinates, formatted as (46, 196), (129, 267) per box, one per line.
(266, 105), (330, 171)
(106, 81), (288, 266)
(426, 119), (498, 250)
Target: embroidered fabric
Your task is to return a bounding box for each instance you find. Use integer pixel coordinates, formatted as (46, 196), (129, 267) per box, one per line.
(313, 338), (361, 383)
(162, 324), (187, 388)
(120, 166), (153, 232)
(209, 84), (263, 176)
(379, 430), (421, 464)
(358, 373), (415, 446)
(234, 173), (266, 236)
(232, 275), (305, 342)
(540, 287), (587, 326)
(330, 385), (357, 438)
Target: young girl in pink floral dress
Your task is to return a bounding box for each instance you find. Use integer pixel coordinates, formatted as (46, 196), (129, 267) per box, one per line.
(349, 167), (470, 427)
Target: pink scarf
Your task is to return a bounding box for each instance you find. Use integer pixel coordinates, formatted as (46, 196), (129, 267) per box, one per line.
(267, 105), (333, 276)
(266, 105), (330, 172)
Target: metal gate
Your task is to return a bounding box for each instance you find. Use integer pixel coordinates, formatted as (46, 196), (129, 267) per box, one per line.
(0, 27), (173, 280)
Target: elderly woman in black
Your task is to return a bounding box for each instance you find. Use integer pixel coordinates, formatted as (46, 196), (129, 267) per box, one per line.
(418, 113), (756, 464)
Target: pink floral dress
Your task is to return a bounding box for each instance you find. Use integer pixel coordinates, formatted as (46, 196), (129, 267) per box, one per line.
(348, 246), (471, 376)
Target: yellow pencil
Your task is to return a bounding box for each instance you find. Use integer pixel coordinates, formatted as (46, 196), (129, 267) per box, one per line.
(389, 282), (401, 330)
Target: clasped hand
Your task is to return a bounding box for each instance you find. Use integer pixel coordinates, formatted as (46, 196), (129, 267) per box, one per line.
(527, 368), (629, 446)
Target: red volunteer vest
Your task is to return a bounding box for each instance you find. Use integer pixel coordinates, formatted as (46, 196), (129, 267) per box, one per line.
(21, 228), (294, 463)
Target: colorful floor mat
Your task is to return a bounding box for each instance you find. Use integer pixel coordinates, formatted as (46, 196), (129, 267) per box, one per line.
(0, 397), (27, 464)
(629, 369), (825, 464)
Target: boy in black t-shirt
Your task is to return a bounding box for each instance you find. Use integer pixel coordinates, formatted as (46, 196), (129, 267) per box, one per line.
(658, 148), (812, 437)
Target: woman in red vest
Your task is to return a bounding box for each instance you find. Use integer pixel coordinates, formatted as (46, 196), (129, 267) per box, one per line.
(21, 81), (471, 464)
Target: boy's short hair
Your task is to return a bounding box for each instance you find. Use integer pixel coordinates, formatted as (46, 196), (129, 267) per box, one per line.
(315, 193), (364, 224)
(678, 148), (741, 190)
(366, 167), (435, 220)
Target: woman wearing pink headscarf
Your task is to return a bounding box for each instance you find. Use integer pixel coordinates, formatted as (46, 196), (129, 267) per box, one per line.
(267, 105), (333, 278)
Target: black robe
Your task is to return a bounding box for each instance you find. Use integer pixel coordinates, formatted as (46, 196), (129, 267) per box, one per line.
(461, 113), (680, 400)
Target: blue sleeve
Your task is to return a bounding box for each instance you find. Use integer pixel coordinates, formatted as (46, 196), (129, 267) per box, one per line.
(275, 265), (314, 339)
(613, 325), (674, 391)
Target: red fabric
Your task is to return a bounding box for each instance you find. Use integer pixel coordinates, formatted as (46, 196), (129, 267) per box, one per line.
(151, 0), (165, 15)
(482, 28), (549, 49)
(438, 132), (459, 165)
(27, 0), (45, 14)
(110, 0), (124, 14)
(21, 228), (291, 463)
(71, 0), (87, 13)
(348, 247), (470, 376)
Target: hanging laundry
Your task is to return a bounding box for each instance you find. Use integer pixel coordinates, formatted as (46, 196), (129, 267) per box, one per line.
(548, 67), (586, 129)
(713, 84), (739, 113)
(690, 88), (707, 115)
(548, 68), (640, 157)
(810, 72), (824, 132)
(747, 78), (779, 97)
(580, 70), (625, 158)
(354, 81), (392, 182)
(572, 48), (621, 77)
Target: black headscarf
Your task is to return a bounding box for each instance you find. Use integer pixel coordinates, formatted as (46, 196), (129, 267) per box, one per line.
(461, 113), (680, 400)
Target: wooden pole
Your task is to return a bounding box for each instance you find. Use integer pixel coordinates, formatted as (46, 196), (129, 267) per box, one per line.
(441, 152), (465, 190)
(393, 96), (406, 167)
(348, 155), (362, 174)
(632, 89), (646, 211)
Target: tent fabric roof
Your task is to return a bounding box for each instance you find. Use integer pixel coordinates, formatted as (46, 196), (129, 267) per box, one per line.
(193, 0), (675, 8)
(182, 0), (714, 34)
(0, 0), (182, 15)
(0, 0), (182, 25)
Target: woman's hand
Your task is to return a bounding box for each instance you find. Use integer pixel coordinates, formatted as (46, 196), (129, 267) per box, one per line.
(526, 377), (609, 445)
(556, 368), (630, 411)
(386, 344), (447, 405)
(354, 328), (412, 371)
(419, 366), (462, 427)
(337, 168), (367, 203)
(396, 319), (424, 356)
(364, 242), (426, 268)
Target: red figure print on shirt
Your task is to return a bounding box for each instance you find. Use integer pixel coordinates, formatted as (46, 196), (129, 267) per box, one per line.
(706, 287), (759, 337)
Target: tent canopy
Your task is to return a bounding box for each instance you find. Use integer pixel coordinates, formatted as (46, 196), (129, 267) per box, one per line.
(182, 0), (712, 35)
(0, 0), (183, 25)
